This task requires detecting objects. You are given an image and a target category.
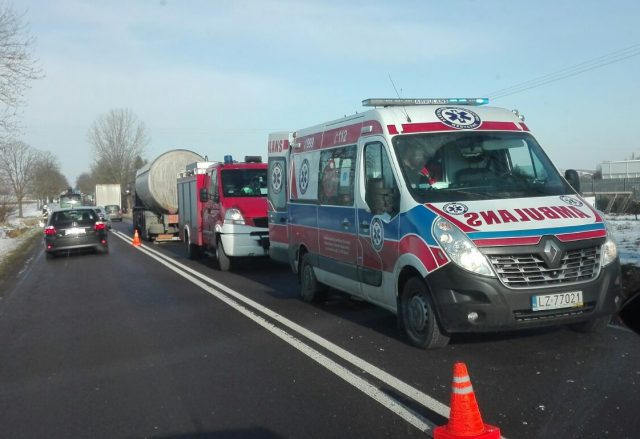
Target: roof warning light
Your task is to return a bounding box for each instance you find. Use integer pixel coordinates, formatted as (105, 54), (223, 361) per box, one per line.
(362, 98), (489, 107)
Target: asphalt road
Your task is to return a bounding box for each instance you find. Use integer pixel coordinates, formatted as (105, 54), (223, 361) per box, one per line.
(0, 221), (638, 439)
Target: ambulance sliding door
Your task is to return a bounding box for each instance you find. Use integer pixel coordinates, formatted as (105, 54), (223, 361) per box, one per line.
(356, 139), (400, 308)
(316, 145), (359, 290)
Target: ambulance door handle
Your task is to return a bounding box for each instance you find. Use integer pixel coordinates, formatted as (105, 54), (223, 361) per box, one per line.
(360, 221), (370, 232)
(342, 218), (351, 229)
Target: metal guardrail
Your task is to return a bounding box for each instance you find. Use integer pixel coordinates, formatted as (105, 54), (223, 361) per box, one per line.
(579, 177), (640, 213)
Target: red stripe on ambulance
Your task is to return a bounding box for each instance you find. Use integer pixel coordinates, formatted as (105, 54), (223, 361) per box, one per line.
(401, 121), (521, 134)
(399, 234), (439, 272)
(425, 203), (478, 233)
(556, 229), (607, 242)
(473, 236), (542, 247)
(268, 223), (288, 244)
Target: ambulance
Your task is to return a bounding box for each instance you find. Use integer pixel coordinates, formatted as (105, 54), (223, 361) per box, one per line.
(267, 98), (622, 348)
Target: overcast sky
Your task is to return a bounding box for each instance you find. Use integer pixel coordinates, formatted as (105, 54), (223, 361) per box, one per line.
(17, 0), (640, 184)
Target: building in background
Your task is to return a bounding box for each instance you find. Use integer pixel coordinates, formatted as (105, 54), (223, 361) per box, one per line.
(600, 160), (640, 179)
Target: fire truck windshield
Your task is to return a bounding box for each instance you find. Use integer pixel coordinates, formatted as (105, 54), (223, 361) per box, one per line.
(59, 192), (83, 208)
(221, 169), (268, 197)
(393, 131), (574, 202)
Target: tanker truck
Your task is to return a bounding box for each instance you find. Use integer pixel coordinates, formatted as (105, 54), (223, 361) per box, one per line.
(133, 149), (204, 241)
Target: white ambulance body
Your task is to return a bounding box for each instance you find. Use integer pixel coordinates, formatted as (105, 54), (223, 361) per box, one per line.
(267, 99), (622, 348)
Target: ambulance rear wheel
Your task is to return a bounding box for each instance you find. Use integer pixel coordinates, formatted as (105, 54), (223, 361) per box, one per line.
(400, 277), (450, 349)
(300, 253), (326, 303)
(216, 238), (232, 271)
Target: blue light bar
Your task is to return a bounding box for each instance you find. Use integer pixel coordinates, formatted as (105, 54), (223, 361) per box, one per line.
(224, 155), (233, 164)
(362, 98), (490, 107)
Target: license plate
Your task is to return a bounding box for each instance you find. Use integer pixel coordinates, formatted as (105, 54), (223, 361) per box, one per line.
(66, 228), (86, 236)
(532, 291), (583, 311)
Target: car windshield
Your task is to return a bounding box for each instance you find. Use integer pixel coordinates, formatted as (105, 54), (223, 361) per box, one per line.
(50, 209), (98, 227)
(393, 131), (573, 202)
(221, 169), (267, 197)
(105, 205), (119, 213)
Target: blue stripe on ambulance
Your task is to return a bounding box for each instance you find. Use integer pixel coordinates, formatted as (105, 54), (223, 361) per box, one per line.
(466, 222), (605, 240)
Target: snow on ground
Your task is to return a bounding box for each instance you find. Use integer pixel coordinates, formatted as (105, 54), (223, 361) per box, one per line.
(0, 203), (43, 263)
(606, 215), (640, 267)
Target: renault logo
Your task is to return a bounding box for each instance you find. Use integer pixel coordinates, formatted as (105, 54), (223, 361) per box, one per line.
(543, 239), (563, 268)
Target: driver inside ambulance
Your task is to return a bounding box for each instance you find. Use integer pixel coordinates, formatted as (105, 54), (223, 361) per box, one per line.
(401, 144), (439, 188)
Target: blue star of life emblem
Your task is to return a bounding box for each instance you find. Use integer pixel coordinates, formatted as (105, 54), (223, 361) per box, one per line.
(436, 107), (481, 129)
(370, 217), (384, 251)
(442, 202), (468, 215)
(271, 162), (283, 194)
(560, 195), (583, 207)
(299, 159), (310, 194)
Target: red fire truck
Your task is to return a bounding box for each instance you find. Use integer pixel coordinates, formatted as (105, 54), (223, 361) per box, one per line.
(177, 155), (269, 271)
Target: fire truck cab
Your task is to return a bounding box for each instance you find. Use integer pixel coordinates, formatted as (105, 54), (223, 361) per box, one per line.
(178, 155), (269, 271)
(267, 98), (623, 348)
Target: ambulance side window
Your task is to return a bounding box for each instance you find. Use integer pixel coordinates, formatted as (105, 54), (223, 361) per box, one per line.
(364, 142), (399, 216)
(318, 145), (356, 206)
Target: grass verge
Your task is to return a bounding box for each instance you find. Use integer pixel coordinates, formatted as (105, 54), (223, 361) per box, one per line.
(0, 228), (42, 297)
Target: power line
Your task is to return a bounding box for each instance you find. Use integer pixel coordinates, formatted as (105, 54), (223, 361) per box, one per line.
(486, 43), (640, 100)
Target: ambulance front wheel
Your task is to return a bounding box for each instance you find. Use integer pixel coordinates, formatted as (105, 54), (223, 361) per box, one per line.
(400, 277), (450, 349)
(300, 253), (327, 303)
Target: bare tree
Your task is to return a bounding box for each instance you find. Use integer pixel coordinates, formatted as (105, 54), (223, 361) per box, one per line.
(0, 173), (14, 222)
(75, 171), (96, 195)
(0, 139), (37, 217)
(88, 108), (149, 190)
(30, 150), (68, 206)
(0, 5), (43, 136)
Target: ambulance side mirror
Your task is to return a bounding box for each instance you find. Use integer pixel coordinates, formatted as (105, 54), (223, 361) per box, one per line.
(199, 188), (209, 203)
(564, 169), (581, 193)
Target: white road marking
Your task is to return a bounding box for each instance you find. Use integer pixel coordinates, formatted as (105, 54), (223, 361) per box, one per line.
(112, 230), (451, 417)
(111, 231), (434, 433)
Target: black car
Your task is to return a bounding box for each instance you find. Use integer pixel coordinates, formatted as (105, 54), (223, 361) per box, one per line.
(44, 207), (109, 258)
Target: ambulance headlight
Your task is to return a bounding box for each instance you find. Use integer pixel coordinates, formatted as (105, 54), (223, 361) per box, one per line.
(601, 236), (618, 267)
(224, 208), (245, 225)
(433, 217), (495, 277)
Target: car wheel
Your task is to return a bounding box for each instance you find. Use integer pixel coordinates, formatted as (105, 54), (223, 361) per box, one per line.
(45, 251), (55, 260)
(400, 277), (450, 349)
(216, 238), (232, 271)
(299, 253), (326, 303)
(569, 315), (610, 333)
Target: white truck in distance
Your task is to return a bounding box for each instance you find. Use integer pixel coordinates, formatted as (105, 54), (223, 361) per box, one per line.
(95, 184), (121, 208)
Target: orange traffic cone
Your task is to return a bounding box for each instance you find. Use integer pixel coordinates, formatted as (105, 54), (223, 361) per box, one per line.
(132, 229), (141, 247)
(434, 362), (501, 439)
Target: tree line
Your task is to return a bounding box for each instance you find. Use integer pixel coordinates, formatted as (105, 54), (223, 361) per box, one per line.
(0, 4), (148, 219)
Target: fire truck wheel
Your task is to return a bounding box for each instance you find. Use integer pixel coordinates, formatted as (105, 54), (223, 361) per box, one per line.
(300, 253), (326, 303)
(216, 238), (232, 271)
(185, 235), (200, 260)
(400, 277), (450, 349)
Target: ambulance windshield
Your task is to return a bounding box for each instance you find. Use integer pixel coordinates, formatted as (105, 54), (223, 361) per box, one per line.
(393, 131), (573, 202)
